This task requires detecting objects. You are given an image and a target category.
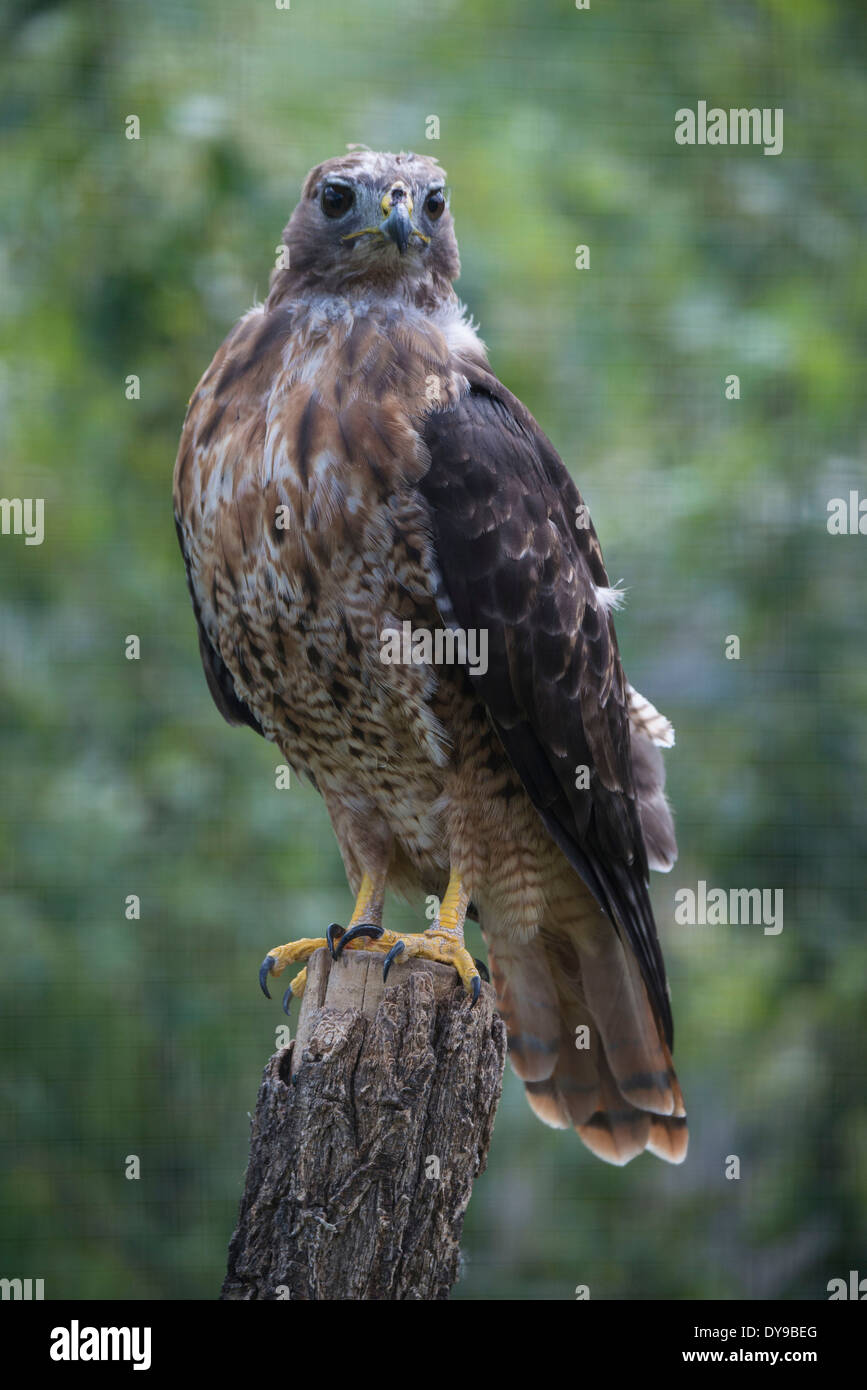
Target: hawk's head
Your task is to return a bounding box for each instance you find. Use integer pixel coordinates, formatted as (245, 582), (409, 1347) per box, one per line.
(279, 150), (460, 296)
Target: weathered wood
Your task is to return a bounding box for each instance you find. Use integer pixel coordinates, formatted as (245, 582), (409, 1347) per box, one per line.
(221, 945), (507, 1301)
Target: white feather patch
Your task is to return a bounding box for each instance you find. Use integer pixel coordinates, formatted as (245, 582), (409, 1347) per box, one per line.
(626, 683), (675, 748)
(595, 584), (627, 615)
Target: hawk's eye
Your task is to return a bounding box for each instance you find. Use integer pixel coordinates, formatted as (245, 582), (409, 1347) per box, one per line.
(321, 184), (355, 219)
(424, 189), (446, 220)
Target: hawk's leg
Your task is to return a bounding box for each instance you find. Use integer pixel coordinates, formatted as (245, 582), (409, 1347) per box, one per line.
(329, 868), (389, 954)
(344, 870), (387, 936)
(258, 871), (387, 1012)
(333, 869), (483, 1003)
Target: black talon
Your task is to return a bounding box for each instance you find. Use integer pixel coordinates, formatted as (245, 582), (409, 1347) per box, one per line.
(326, 922), (345, 959)
(259, 954), (275, 999)
(282, 986), (294, 1016)
(473, 957), (490, 983)
(471, 975), (481, 1005)
(382, 939), (406, 982)
(334, 922), (384, 958)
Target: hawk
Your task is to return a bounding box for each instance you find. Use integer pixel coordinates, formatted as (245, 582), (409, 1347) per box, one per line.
(174, 150), (687, 1165)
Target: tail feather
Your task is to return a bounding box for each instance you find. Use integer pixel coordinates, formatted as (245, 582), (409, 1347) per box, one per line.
(488, 935), (560, 1083)
(575, 913), (685, 1118)
(485, 879), (688, 1166)
(578, 1109), (652, 1165)
(577, 1049), (652, 1166)
(646, 1114), (689, 1164)
(524, 1012), (601, 1129)
(523, 1076), (571, 1129)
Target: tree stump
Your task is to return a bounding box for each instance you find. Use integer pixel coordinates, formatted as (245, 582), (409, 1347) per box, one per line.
(220, 945), (507, 1301)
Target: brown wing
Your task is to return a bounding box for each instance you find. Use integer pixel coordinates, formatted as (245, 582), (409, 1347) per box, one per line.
(419, 369), (674, 1046)
(172, 305), (296, 740)
(174, 516), (264, 737)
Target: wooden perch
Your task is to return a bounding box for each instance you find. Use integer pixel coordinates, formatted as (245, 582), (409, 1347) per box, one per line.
(220, 945), (507, 1301)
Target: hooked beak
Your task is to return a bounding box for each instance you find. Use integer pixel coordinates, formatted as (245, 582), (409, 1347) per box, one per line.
(380, 201), (412, 254)
(341, 185), (430, 254)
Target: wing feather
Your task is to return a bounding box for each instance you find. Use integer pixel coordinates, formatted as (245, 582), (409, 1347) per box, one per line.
(420, 372), (675, 1045)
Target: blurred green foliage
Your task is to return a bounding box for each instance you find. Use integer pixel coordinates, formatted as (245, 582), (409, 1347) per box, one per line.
(1, 0), (865, 1300)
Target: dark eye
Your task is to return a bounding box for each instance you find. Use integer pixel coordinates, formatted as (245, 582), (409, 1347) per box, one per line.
(424, 189), (445, 220)
(321, 184), (355, 218)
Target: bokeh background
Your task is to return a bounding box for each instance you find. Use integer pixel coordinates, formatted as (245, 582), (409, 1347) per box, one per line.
(1, 0), (865, 1300)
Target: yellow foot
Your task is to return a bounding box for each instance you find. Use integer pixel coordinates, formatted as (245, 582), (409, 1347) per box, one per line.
(258, 915), (379, 1014)
(258, 937), (330, 1014)
(332, 923), (488, 1003)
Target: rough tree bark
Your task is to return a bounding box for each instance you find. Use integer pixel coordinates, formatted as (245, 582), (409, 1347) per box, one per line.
(220, 945), (507, 1301)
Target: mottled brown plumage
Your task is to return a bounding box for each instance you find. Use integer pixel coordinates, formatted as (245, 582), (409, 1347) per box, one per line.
(174, 150), (686, 1165)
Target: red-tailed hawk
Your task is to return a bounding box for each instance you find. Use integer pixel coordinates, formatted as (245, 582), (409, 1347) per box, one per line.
(174, 150), (686, 1165)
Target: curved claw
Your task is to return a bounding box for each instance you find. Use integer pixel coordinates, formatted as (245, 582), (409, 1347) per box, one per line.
(335, 922), (384, 958)
(473, 957), (490, 983)
(326, 922), (345, 960)
(259, 954), (275, 999)
(471, 975), (481, 1006)
(282, 986), (294, 1016)
(382, 939), (406, 982)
